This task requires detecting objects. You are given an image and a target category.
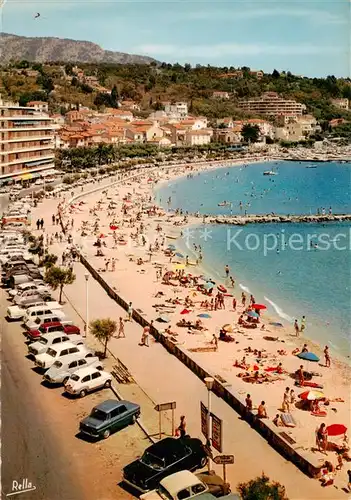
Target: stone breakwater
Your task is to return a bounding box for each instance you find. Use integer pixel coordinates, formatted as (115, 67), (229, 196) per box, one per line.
(209, 213), (351, 225)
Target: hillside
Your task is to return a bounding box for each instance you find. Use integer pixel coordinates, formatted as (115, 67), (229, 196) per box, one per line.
(0, 33), (157, 65)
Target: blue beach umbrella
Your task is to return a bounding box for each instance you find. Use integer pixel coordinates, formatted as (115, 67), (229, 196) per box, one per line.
(204, 282), (214, 290)
(175, 252), (184, 258)
(198, 313), (212, 318)
(297, 352), (320, 362)
(247, 310), (259, 318)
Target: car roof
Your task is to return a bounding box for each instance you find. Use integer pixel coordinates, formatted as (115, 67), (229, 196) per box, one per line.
(94, 399), (129, 412)
(53, 353), (97, 365)
(48, 341), (77, 351)
(160, 470), (203, 493)
(40, 331), (68, 340)
(146, 437), (184, 457)
(40, 322), (62, 328)
(70, 365), (103, 377)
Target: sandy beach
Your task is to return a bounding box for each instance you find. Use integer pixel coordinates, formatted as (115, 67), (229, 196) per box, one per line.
(32, 157), (351, 492)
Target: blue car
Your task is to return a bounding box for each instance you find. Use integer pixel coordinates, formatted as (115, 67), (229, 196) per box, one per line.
(79, 399), (141, 439)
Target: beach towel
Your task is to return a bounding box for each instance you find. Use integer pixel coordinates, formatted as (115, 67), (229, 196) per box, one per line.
(311, 410), (327, 417)
(280, 413), (296, 428)
(301, 381), (324, 389)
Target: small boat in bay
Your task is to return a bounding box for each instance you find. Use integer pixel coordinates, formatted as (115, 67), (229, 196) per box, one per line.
(263, 170), (278, 176)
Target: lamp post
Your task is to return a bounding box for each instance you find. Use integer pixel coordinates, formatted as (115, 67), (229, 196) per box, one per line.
(204, 376), (214, 474)
(84, 273), (89, 338)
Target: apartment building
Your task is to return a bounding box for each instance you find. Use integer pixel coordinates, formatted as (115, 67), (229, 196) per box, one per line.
(237, 92), (305, 117)
(0, 95), (55, 182)
(331, 98), (349, 110)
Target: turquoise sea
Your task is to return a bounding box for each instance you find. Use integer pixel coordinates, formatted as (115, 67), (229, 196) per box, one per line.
(155, 161), (351, 358)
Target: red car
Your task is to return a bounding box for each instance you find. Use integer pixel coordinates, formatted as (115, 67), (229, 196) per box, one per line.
(27, 322), (80, 342)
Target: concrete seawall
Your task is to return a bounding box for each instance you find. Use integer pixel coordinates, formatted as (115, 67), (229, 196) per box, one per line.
(209, 214), (351, 225)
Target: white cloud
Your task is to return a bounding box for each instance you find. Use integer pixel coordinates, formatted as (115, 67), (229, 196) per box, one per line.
(187, 7), (347, 25)
(134, 42), (340, 59)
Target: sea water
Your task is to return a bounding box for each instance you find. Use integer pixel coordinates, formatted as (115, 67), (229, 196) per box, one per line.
(156, 161), (351, 358)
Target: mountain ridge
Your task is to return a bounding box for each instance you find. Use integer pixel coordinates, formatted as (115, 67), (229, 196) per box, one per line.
(0, 33), (158, 65)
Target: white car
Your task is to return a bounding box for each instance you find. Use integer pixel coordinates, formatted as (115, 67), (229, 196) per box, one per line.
(64, 366), (112, 398)
(34, 343), (92, 370)
(140, 471), (209, 500)
(8, 282), (49, 298)
(28, 332), (84, 357)
(6, 300), (60, 321)
(14, 290), (50, 306)
(43, 355), (103, 385)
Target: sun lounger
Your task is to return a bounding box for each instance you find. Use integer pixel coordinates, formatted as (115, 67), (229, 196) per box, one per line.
(280, 413), (296, 428)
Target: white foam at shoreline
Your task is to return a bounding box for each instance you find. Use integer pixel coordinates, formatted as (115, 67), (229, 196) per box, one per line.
(264, 295), (294, 322)
(239, 283), (251, 294)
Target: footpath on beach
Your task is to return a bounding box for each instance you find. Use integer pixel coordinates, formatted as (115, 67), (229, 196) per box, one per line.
(32, 163), (349, 499)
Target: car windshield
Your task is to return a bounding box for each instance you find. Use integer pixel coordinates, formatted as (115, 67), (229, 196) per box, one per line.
(46, 348), (56, 357)
(53, 361), (62, 368)
(157, 485), (173, 500)
(90, 409), (108, 421)
(39, 338), (48, 345)
(140, 452), (165, 470)
(70, 374), (80, 382)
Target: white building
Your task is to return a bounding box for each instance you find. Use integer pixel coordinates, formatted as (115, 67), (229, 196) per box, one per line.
(163, 101), (188, 118)
(0, 95), (55, 182)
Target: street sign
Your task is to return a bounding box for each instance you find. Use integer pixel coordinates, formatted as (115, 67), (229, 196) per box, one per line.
(211, 413), (222, 453)
(154, 402), (176, 412)
(200, 401), (208, 438)
(213, 455), (234, 465)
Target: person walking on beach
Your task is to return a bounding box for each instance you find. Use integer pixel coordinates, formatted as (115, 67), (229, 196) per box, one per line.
(117, 317), (125, 338)
(290, 389), (296, 406)
(294, 319), (299, 336)
(40, 218), (44, 229)
(282, 387), (290, 413)
(52, 214), (55, 225)
(232, 297), (237, 311)
(36, 219), (40, 230)
(127, 302), (133, 321)
(225, 265), (230, 278)
(210, 334), (218, 351)
(241, 292), (246, 308)
(230, 276), (235, 287)
(297, 365), (305, 386)
(139, 324), (150, 347)
(300, 315), (306, 334)
(111, 258), (116, 272)
(324, 346), (331, 367)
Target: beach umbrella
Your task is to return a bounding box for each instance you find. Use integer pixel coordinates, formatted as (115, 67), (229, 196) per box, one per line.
(173, 263), (185, 270)
(299, 390), (324, 401)
(222, 324), (233, 333)
(180, 309), (191, 315)
(198, 313), (211, 319)
(109, 224), (118, 230)
(297, 352), (320, 362)
(168, 244), (176, 251)
(247, 310), (259, 318)
(253, 304), (267, 310)
(175, 252), (184, 258)
(326, 424), (347, 436)
(156, 315), (170, 323)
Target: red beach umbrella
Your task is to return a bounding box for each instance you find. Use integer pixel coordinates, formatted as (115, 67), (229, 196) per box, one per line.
(180, 309), (191, 315)
(326, 424), (347, 436)
(110, 225), (118, 230)
(253, 304), (267, 310)
(299, 390), (324, 401)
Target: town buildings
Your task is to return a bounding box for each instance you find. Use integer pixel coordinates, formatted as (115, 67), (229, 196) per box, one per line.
(331, 98), (349, 110)
(0, 95), (55, 182)
(237, 92), (305, 117)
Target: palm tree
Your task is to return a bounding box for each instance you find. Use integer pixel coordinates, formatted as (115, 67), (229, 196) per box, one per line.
(44, 266), (76, 304)
(89, 318), (117, 358)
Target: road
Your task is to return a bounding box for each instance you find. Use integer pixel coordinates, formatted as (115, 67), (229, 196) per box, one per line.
(0, 288), (144, 500)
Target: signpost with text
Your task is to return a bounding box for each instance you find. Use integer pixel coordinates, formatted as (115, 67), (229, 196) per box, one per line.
(213, 454), (234, 483)
(154, 402), (176, 438)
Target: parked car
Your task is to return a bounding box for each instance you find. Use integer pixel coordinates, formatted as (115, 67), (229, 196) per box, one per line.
(79, 399), (140, 439)
(28, 332), (84, 357)
(140, 470), (209, 499)
(64, 366), (112, 398)
(123, 437), (208, 493)
(27, 322), (80, 341)
(14, 290), (50, 306)
(43, 354), (102, 385)
(8, 282), (49, 299)
(34, 343), (91, 370)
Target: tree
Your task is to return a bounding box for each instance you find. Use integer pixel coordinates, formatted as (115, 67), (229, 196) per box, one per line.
(39, 253), (58, 269)
(44, 266), (76, 304)
(238, 474), (287, 500)
(241, 124), (260, 143)
(89, 318), (117, 358)
(110, 85), (119, 108)
(272, 69), (280, 79)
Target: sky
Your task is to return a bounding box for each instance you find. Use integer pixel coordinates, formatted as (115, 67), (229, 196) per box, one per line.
(1, 0), (350, 77)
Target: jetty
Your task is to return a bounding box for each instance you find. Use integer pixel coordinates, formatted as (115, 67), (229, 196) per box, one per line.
(209, 213), (351, 225)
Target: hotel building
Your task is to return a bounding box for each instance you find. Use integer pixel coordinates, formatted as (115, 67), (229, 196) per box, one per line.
(0, 95), (55, 183)
(237, 92), (305, 117)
